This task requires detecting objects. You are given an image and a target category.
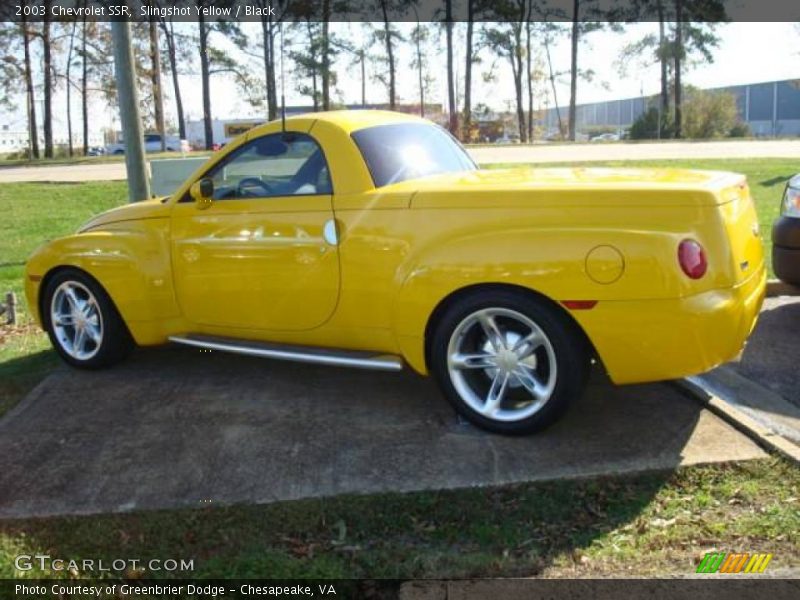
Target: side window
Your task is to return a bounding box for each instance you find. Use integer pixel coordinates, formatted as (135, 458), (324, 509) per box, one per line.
(145, 134), (161, 143)
(204, 133), (332, 200)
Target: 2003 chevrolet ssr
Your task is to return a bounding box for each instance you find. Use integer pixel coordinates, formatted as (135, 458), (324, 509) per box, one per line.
(25, 110), (766, 434)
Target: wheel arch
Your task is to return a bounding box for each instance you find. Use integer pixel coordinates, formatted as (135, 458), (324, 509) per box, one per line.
(38, 265), (123, 328)
(422, 282), (599, 373)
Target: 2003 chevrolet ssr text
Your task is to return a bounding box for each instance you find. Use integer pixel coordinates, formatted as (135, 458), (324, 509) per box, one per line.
(25, 111), (766, 434)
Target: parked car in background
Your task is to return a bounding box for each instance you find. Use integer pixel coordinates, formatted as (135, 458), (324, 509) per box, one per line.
(494, 134), (521, 144)
(772, 174), (800, 286)
(590, 133), (620, 142)
(26, 111), (766, 435)
(106, 133), (190, 155)
(86, 146), (106, 157)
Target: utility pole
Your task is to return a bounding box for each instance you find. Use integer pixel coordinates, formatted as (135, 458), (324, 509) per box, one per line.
(111, 20), (150, 202)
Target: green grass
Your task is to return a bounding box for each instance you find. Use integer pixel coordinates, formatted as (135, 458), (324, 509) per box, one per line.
(0, 182), (127, 416)
(1, 457), (797, 579)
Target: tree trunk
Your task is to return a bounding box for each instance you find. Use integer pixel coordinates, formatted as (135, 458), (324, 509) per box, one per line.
(463, 0), (474, 141)
(380, 1), (396, 110)
(149, 21), (166, 151)
(81, 17), (89, 156)
(267, 16), (277, 120)
(162, 19), (186, 139)
(513, 27), (526, 143)
(198, 13), (213, 149)
(674, 0), (683, 139)
(568, 0), (580, 142)
(321, 0), (330, 111)
(445, 0), (457, 135)
(415, 25), (424, 117)
(544, 34), (563, 136)
(360, 50), (366, 107)
(657, 0), (668, 118)
(261, 16), (276, 120)
(43, 5), (53, 158)
(66, 22), (77, 157)
(22, 14), (40, 159)
(525, 2), (533, 142)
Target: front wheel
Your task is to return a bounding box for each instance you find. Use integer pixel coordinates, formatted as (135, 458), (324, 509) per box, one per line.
(42, 269), (134, 369)
(430, 290), (589, 435)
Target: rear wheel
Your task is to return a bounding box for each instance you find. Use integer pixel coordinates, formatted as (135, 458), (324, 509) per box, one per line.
(430, 290), (589, 435)
(42, 269), (133, 369)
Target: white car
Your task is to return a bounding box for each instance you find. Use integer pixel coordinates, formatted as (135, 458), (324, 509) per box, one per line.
(590, 133), (620, 142)
(106, 134), (190, 155)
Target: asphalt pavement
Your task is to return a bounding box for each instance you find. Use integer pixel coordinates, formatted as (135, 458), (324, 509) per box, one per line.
(732, 296), (800, 408)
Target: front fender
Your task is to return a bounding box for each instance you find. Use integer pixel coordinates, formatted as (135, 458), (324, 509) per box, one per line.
(25, 219), (179, 342)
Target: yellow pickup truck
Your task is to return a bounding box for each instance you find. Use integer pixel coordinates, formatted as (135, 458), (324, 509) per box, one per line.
(25, 110), (765, 434)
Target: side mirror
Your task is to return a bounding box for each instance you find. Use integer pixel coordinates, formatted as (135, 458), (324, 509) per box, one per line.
(190, 178), (214, 210)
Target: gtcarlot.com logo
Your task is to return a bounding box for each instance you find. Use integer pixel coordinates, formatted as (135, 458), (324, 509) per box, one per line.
(14, 554), (195, 573)
(696, 552), (772, 574)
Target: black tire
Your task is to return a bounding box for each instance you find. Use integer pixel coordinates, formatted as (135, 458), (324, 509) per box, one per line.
(430, 289), (589, 435)
(113, 149), (124, 155)
(42, 269), (134, 369)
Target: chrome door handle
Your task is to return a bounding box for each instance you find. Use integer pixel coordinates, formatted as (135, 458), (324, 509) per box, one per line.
(323, 219), (339, 246)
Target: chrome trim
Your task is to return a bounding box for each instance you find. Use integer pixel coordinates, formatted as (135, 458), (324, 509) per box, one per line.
(323, 219), (339, 246)
(169, 335), (403, 371)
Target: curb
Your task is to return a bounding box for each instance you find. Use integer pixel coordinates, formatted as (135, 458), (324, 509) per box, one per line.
(673, 378), (800, 465)
(766, 279), (800, 297)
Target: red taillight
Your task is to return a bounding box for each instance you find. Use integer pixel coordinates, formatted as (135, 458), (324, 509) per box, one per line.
(678, 239), (707, 279)
(562, 300), (598, 310)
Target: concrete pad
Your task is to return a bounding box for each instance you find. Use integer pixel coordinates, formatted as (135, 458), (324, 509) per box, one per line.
(0, 347), (765, 519)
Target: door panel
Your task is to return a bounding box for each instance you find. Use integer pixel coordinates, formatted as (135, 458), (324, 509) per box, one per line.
(171, 196), (339, 331)
(169, 130), (339, 332)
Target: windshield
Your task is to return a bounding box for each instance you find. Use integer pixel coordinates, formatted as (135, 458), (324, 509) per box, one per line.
(351, 123), (476, 188)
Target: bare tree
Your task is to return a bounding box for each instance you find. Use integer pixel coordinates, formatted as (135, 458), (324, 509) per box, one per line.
(42, 1), (53, 158)
(148, 21), (166, 150)
(483, 1), (529, 142)
(463, 0), (476, 140)
(445, 0), (457, 133)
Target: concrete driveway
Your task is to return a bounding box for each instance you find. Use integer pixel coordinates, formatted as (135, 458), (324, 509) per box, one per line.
(0, 347), (765, 519)
(0, 139), (798, 183)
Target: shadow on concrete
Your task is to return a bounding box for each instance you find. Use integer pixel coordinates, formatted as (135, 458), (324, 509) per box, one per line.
(0, 348), (59, 418)
(735, 297), (800, 409)
(0, 343), (764, 523)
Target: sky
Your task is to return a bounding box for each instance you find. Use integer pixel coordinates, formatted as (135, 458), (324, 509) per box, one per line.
(2, 21), (798, 137)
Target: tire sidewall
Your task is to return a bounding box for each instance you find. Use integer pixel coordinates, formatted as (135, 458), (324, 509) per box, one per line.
(430, 290), (587, 435)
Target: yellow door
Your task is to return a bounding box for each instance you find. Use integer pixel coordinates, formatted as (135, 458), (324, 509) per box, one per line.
(170, 132), (339, 331)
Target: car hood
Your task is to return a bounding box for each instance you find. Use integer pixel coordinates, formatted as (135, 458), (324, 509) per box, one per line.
(79, 197), (170, 232)
(396, 167), (745, 208)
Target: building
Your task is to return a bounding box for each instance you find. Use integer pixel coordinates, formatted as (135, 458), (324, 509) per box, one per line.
(543, 78), (800, 138)
(0, 125), (106, 155)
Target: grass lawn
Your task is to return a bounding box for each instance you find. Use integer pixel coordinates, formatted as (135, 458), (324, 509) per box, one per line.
(0, 182), (128, 417)
(1, 457), (797, 579)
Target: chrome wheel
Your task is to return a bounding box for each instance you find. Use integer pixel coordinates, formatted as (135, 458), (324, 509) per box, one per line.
(50, 280), (104, 361)
(446, 307), (557, 422)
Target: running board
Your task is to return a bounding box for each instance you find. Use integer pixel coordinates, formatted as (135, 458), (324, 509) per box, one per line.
(168, 334), (404, 372)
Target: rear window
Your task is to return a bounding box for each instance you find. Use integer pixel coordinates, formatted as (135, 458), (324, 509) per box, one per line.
(351, 123), (476, 188)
